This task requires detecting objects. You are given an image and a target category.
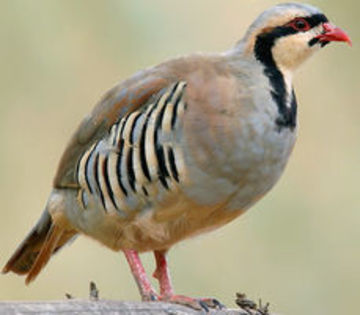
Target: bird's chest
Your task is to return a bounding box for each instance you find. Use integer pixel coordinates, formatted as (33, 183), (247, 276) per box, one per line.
(225, 118), (297, 211)
(182, 98), (297, 211)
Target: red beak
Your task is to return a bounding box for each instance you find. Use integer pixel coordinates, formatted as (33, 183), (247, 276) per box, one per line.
(316, 22), (352, 46)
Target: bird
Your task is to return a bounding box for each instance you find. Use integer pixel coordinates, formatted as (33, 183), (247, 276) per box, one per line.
(3, 2), (351, 311)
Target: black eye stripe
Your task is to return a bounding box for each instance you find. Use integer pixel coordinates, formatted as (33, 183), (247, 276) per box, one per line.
(302, 13), (328, 28)
(255, 13), (328, 50)
(283, 14), (328, 29)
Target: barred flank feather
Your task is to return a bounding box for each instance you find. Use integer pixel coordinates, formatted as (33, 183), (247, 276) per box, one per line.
(76, 81), (187, 214)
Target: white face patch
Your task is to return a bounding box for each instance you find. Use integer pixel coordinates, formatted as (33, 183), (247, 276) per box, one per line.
(271, 25), (323, 73)
(269, 24), (324, 108)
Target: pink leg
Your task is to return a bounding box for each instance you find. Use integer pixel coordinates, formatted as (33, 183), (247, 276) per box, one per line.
(152, 250), (224, 311)
(123, 249), (158, 301)
(153, 250), (174, 298)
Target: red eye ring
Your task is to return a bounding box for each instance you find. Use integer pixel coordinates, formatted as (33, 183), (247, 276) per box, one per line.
(288, 18), (311, 32)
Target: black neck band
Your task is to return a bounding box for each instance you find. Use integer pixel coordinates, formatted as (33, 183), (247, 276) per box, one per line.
(254, 27), (297, 131)
(253, 14), (327, 131)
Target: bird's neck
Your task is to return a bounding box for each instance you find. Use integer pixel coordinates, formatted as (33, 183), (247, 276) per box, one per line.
(226, 41), (298, 132)
(261, 61), (297, 132)
(250, 36), (297, 132)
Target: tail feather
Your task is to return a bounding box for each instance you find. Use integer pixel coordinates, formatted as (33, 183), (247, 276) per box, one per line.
(2, 210), (77, 283)
(25, 223), (64, 284)
(2, 211), (52, 275)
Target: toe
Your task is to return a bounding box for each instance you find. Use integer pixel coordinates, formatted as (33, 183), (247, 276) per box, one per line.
(211, 298), (226, 309)
(160, 295), (224, 311)
(199, 298), (226, 310)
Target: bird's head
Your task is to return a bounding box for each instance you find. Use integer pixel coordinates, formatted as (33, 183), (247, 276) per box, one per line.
(241, 3), (351, 73)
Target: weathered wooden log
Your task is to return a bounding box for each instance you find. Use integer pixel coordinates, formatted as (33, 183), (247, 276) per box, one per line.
(0, 299), (275, 315)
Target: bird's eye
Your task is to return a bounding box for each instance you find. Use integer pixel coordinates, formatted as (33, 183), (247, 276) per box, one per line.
(289, 18), (311, 32)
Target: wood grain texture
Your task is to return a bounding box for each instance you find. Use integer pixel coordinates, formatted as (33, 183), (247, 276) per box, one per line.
(0, 300), (276, 315)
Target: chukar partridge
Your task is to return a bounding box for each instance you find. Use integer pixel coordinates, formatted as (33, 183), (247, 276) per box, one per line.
(3, 2), (351, 310)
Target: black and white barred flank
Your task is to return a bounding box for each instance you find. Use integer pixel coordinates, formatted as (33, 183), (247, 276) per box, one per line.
(77, 81), (188, 213)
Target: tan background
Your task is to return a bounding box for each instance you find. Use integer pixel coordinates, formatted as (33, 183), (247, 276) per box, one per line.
(0, 1), (359, 314)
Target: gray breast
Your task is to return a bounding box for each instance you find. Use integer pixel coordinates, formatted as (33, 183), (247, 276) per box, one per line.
(180, 80), (297, 211)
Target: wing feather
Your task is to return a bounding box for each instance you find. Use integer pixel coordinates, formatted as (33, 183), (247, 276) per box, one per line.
(53, 53), (225, 188)
(53, 68), (174, 188)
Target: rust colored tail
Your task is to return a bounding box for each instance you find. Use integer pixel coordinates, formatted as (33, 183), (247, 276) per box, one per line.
(2, 210), (77, 284)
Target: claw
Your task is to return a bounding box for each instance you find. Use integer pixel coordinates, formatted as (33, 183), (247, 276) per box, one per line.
(159, 295), (224, 311)
(198, 300), (210, 312)
(199, 298), (225, 310)
(212, 298), (226, 309)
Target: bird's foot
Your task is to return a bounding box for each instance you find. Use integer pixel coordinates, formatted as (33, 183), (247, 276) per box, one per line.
(160, 295), (225, 312)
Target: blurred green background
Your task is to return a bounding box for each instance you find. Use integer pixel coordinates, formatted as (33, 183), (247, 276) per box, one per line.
(0, 1), (359, 314)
